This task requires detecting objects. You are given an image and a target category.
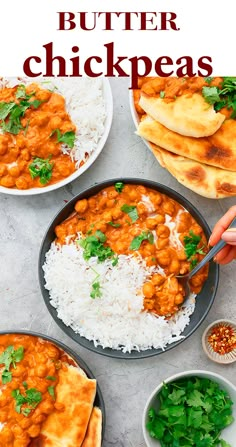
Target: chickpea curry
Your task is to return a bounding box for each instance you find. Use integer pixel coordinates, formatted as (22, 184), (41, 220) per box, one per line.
(55, 183), (209, 317)
(0, 334), (79, 447)
(0, 83), (77, 189)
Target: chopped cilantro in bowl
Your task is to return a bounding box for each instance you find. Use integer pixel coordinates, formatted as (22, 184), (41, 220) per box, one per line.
(143, 371), (236, 447)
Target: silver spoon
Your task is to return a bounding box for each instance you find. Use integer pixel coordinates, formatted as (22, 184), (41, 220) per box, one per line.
(177, 216), (236, 301)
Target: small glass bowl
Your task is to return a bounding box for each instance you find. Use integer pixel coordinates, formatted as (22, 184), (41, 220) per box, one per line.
(202, 319), (236, 364)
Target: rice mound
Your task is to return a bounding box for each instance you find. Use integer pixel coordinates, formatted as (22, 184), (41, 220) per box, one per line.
(43, 243), (195, 353)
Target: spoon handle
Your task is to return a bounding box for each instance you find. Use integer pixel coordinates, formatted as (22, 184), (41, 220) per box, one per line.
(189, 216), (236, 279)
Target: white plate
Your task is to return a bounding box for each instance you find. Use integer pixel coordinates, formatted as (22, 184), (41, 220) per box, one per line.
(0, 78), (113, 196)
(129, 89), (152, 153)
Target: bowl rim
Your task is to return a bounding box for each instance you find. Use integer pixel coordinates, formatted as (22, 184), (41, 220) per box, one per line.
(38, 177), (219, 360)
(0, 329), (106, 438)
(202, 319), (236, 364)
(142, 369), (236, 447)
(0, 78), (113, 196)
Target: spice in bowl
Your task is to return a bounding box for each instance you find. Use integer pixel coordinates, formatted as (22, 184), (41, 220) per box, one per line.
(208, 324), (236, 355)
(202, 319), (236, 364)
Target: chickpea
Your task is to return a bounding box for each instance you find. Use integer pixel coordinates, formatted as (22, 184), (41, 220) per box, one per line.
(88, 197), (97, 210)
(54, 402), (65, 411)
(27, 424), (41, 438)
(50, 116), (62, 129)
(8, 165), (20, 177)
(1, 427), (13, 442)
(103, 210), (113, 221)
(156, 224), (170, 238)
(55, 225), (67, 239)
(146, 256), (157, 266)
(106, 199), (114, 208)
(128, 189), (138, 200)
(94, 221), (107, 233)
(176, 249), (187, 261)
(143, 282), (155, 298)
(75, 199), (88, 214)
(108, 190), (118, 199)
(39, 400), (54, 414)
(1, 175), (15, 188)
(168, 259), (180, 275)
(179, 262), (189, 275)
(156, 249), (171, 267)
(152, 274), (165, 286)
(112, 208), (123, 220)
(136, 185), (147, 194)
(144, 298), (154, 310)
(19, 418), (31, 429)
(0, 164), (7, 177)
(175, 293), (184, 305)
(33, 414), (47, 424)
(36, 89), (51, 102)
(162, 200), (175, 216)
(98, 195), (107, 209)
(137, 202), (147, 216)
(154, 214), (165, 224)
(142, 243), (156, 256)
(34, 363), (47, 377)
(0, 141), (8, 155)
(16, 135), (26, 149)
(20, 149), (31, 161)
(115, 241), (127, 253)
(109, 230), (121, 241)
(157, 238), (169, 249)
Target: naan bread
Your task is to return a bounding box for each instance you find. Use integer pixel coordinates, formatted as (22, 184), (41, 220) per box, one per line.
(81, 407), (102, 447)
(150, 143), (236, 199)
(137, 115), (236, 171)
(30, 365), (97, 447)
(139, 91), (225, 138)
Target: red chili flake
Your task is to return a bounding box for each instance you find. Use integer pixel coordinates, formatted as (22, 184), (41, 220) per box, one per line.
(208, 324), (236, 355)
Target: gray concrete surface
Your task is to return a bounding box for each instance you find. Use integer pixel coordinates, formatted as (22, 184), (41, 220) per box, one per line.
(0, 78), (235, 446)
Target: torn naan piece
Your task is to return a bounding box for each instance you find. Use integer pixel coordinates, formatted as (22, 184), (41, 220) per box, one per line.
(31, 364), (97, 447)
(81, 407), (102, 447)
(150, 143), (236, 199)
(139, 85), (225, 138)
(137, 115), (236, 171)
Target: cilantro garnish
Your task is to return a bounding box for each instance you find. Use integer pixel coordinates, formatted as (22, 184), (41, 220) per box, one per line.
(79, 230), (115, 262)
(47, 385), (55, 399)
(183, 230), (206, 268)
(0, 346), (24, 384)
(90, 281), (102, 299)
(12, 387), (42, 416)
(121, 204), (139, 222)
(160, 90), (165, 98)
(130, 231), (154, 250)
(51, 128), (75, 148)
(202, 77), (236, 118)
(114, 182), (124, 193)
(29, 156), (54, 185)
(147, 377), (234, 446)
(0, 85), (43, 135)
(107, 221), (121, 228)
(46, 376), (56, 381)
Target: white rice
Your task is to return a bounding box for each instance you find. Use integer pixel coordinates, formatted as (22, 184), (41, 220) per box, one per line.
(43, 242), (196, 353)
(0, 77), (106, 169)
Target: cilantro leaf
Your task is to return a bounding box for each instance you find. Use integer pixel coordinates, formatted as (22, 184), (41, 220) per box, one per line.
(0, 102), (15, 120)
(90, 281), (102, 299)
(47, 385), (55, 399)
(51, 128), (75, 148)
(160, 90), (165, 98)
(121, 204), (139, 222)
(114, 182), (124, 193)
(107, 221), (121, 228)
(146, 377), (234, 447)
(12, 387), (42, 416)
(46, 376), (56, 381)
(0, 345), (24, 384)
(130, 231), (154, 250)
(202, 86), (221, 105)
(29, 156), (54, 185)
(79, 231), (114, 262)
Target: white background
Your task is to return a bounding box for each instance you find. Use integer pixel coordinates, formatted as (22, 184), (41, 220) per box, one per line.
(0, 0), (235, 77)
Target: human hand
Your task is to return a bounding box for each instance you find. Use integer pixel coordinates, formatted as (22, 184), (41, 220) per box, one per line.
(208, 205), (236, 264)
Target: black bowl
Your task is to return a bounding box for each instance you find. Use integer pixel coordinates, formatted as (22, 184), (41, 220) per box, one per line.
(0, 330), (105, 440)
(39, 178), (219, 359)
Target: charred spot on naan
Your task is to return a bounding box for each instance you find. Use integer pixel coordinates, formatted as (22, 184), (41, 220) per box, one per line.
(205, 145), (232, 163)
(216, 182), (236, 195)
(184, 165), (207, 183)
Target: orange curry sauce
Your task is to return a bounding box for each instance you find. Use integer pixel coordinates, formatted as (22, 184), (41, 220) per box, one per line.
(0, 334), (74, 447)
(0, 83), (76, 189)
(55, 184), (208, 317)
